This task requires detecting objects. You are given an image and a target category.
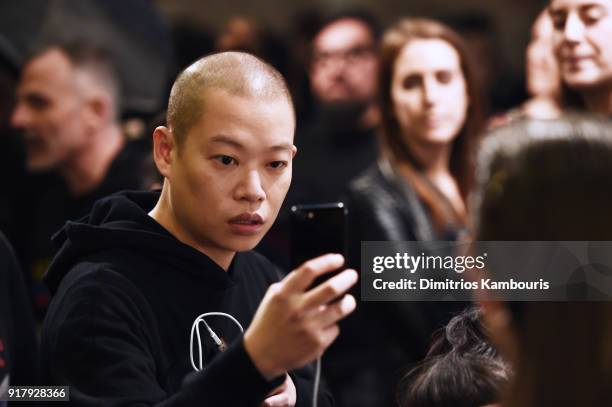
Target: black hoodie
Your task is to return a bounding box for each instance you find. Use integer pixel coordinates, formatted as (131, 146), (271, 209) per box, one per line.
(41, 191), (330, 406)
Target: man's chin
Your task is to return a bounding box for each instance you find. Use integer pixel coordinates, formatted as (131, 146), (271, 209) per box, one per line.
(228, 235), (265, 253)
(25, 155), (57, 173)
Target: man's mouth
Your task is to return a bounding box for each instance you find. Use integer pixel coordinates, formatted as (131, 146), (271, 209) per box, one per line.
(23, 134), (44, 151)
(229, 213), (264, 224)
(228, 213), (265, 235)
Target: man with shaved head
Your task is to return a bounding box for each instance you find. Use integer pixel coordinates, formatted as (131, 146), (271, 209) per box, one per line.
(41, 52), (357, 406)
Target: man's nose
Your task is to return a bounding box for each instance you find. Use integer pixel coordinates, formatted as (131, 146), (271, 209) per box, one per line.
(235, 169), (266, 204)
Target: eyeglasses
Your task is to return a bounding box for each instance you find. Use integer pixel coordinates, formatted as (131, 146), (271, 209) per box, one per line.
(312, 44), (376, 69)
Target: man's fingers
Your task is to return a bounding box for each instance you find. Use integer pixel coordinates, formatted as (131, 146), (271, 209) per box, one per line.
(320, 324), (341, 350)
(301, 269), (358, 309)
(282, 254), (344, 293)
(261, 393), (289, 407)
(261, 374), (295, 407)
(314, 294), (357, 328)
(266, 374), (288, 397)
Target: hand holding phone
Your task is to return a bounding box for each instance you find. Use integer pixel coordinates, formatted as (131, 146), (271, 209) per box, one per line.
(244, 253), (357, 380)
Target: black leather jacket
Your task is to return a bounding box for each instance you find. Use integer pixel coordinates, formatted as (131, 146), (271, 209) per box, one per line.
(322, 159), (466, 407)
(344, 159), (463, 267)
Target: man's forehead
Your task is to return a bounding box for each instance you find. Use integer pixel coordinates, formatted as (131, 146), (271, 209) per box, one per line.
(315, 19), (373, 51)
(21, 49), (73, 92)
(27, 49), (72, 76)
(187, 89), (294, 145)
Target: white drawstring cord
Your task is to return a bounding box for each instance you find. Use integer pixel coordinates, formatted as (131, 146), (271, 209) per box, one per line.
(313, 357), (322, 407)
(189, 311), (322, 407)
(190, 312), (244, 371)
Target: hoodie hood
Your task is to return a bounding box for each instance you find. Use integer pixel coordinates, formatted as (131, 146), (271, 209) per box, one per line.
(45, 190), (232, 294)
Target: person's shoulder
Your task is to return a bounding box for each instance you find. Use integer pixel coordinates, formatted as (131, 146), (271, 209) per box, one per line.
(0, 232), (21, 283)
(50, 255), (148, 313)
(43, 258), (155, 343)
(345, 163), (387, 208)
(0, 231), (15, 259)
(348, 163), (384, 192)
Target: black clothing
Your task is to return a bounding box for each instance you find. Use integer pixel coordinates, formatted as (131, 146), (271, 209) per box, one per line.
(41, 190), (329, 406)
(322, 160), (465, 407)
(291, 106), (378, 205)
(0, 232), (39, 405)
(0, 132), (27, 252)
(345, 159), (464, 267)
(21, 141), (147, 320)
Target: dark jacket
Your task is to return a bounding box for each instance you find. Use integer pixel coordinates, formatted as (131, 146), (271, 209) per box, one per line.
(0, 232), (39, 405)
(345, 159), (441, 268)
(22, 140), (150, 320)
(322, 160), (465, 407)
(41, 190), (328, 406)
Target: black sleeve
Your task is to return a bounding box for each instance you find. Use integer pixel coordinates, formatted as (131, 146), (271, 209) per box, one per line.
(41, 269), (283, 406)
(291, 362), (334, 407)
(0, 232), (39, 386)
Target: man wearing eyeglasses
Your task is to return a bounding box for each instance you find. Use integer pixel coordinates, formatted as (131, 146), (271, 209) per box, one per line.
(310, 13), (380, 127)
(291, 11), (381, 206)
(260, 12), (381, 270)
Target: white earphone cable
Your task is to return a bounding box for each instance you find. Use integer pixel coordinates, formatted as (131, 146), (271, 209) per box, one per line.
(190, 312), (244, 372)
(189, 311), (322, 407)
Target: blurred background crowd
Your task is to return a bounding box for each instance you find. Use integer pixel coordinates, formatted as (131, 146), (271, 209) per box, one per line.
(1, 0), (611, 406)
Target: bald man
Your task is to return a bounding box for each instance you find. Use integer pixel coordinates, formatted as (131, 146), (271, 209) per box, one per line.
(41, 52), (357, 406)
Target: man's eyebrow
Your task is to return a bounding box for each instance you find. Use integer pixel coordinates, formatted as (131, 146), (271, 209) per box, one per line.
(210, 135), (293, 152)
(210, 135), (245, 150)
(269, 143), (294, 152)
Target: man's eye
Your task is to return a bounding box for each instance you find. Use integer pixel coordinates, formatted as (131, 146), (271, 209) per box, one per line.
(26, 94), (50, 110)
(268, 161), (287, 169)
(214, 155), (237, 166)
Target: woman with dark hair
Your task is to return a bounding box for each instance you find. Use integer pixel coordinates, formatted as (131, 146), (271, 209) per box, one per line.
(325, 18), (483, 407)
(347, 17), (483, 255)
(473, 115), (612, 406)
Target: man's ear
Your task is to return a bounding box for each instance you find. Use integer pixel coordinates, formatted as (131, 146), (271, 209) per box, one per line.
(291, 145), (297, 159)
(152, 126), (175, 178)
(83, 93), (113, 135)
